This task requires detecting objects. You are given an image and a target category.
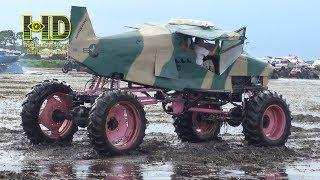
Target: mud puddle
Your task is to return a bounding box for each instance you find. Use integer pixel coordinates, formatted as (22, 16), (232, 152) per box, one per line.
(1, 69), (320, 178)
(286, 160), (320, 179)
(0, 121), (319, 179)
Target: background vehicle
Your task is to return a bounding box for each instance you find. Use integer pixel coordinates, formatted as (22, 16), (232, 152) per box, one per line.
(289, 67), (302, 78)
(61, 60), (81, 73)
(313, 60), (320, 71)
(21, 6), (292, 155)
(0, 49), (23, 74)
(270, 57), (294, 70)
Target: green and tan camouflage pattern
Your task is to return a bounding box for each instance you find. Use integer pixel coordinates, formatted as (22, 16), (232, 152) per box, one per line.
(68, 6), (273, 92)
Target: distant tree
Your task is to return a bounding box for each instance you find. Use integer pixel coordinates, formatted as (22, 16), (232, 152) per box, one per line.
(16, 32), (23, 42)
(0, 30), (16, 49)
(16, 32), (24, 51)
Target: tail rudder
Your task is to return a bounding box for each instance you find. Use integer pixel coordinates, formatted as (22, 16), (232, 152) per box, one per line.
(68, 6), (98, 63)
(69, 6), (95, 42)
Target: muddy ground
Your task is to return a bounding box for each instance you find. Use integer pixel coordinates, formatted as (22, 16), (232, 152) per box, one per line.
(0, 68), (320, 179)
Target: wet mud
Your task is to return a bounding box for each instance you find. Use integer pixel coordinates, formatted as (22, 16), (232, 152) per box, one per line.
(0, 69), (320, 179)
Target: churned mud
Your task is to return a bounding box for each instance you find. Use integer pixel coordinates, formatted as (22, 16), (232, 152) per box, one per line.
(0, 69), (320, 179)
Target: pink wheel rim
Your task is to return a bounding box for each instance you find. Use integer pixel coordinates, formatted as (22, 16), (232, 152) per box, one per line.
(191, 112), (215, 138)
(105, 101), (141, 150)
(38, 92), (74, 139)
(262, 104), (286, 140)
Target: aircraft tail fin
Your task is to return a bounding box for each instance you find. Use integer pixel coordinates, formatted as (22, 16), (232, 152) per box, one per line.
(69, 6), (96, 42)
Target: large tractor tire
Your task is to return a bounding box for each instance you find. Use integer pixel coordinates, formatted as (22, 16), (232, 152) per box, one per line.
(173, 110), (222, 142)
(242, 90), (291, 146)
(311, 72), (319, 79)
(21, 79), (77, 144)
(88, 90), (147, 155)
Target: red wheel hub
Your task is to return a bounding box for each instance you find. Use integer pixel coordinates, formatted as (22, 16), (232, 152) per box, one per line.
(192, 112), (216, 138)
(105, 102), (141, 150)
(38, 92), (74, 139)
(262, 104), (286, 140)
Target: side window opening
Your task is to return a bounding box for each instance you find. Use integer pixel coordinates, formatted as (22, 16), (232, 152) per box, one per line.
(180, 36), (194, 52)
(194, 38), (220, 74)
(176, 35), (221, 74)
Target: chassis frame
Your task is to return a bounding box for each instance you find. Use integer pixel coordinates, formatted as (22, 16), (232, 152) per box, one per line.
(69, 75), (265, 127)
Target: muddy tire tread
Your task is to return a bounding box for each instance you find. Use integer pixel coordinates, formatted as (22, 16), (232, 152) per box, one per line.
(242, 90), (292, 146)
(20, 79), (77, 144)
(173, 113), (221, 143)
(87, 90), (147, 155)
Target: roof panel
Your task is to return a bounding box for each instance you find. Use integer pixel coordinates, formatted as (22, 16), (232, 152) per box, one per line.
(166, 24), (243, 41)
(169, 18), (214, 28)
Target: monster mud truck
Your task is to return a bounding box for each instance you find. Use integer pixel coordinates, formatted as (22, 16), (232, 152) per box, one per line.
(21, 6), (291, 155)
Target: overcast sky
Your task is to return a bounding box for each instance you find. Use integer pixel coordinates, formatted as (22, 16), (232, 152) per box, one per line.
(1, 0), (319, 60)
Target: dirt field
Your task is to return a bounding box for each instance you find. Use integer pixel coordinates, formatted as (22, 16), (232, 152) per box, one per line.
(0, 68), (320, 179)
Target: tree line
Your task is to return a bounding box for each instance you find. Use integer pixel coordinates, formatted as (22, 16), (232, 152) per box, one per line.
(0, 30), (67, 52)
(0, 30), (24, 50)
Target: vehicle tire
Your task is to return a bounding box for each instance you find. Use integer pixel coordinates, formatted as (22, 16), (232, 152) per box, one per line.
(228, 107), (243, 127)
(270, 71), (279, 79)
(279, 70), (285, 78)
(62, 61), (72, 73)
(296, 72), (301, 79)
(173, 110), (222, 142)
(88, 90), (147, 155)
(242, 90), (291, 146)
(21, 79), (77, 144)
(62, 67), (69, 73)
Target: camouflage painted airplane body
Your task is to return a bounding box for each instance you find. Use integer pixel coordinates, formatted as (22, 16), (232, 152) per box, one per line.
(68, 6), (273, 92)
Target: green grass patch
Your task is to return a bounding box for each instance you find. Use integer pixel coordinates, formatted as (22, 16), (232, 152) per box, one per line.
(19, 59), (65, 68)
